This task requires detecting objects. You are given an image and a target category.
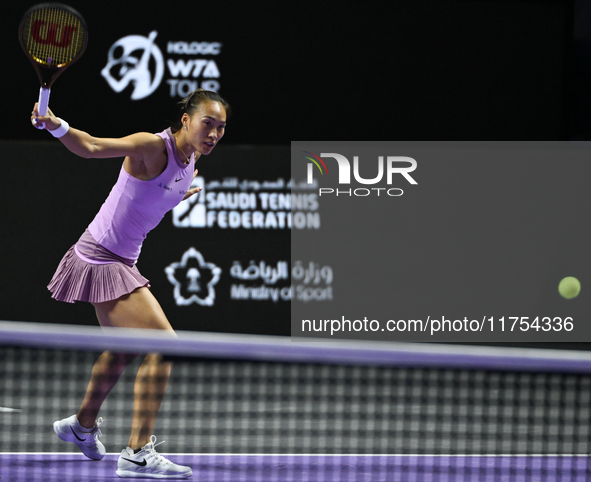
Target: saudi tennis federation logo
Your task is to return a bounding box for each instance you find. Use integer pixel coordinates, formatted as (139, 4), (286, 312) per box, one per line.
(101, 31), (164, 100)
(165, 248), (221, 306)
(302, 151), (329, 184)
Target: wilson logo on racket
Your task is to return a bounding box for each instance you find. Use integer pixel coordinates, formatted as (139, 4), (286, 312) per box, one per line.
(19, 3), (88, 128)
(31, 20), (77, 49)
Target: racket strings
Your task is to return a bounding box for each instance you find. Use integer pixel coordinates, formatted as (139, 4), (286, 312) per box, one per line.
(23, 7), (86, 67)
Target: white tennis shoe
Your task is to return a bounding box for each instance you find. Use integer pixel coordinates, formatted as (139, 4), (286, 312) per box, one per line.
(116, 435), (192, 479)
(53, 414), (106, 460)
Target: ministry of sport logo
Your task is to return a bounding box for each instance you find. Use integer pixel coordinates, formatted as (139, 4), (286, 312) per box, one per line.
(102, 31), (222, 100)
(301, 151), (418, 197)
(165, 248), (221, 306)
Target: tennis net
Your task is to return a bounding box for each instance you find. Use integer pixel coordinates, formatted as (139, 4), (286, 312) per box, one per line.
(1, 320), (591, 481)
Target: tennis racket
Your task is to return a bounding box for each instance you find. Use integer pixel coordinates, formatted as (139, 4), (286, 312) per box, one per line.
(19, 3), (88, 128)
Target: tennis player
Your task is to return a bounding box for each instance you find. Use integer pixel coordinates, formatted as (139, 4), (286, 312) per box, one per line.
(31, 89), (229, 479)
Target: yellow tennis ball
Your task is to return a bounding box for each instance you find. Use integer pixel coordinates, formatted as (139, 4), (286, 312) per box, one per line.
(558, 277), (581, 299)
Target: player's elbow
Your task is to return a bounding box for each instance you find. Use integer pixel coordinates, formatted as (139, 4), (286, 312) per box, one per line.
(75, 147), (95, 159)
(65, 136), (99, 159)
(83, 138), (104, 159)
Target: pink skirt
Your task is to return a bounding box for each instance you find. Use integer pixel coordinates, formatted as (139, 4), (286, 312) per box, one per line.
(48, 230), (150, 304)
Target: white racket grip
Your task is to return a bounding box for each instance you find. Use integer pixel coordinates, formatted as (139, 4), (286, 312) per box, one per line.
(38, 86), (50, 115)
(35, 87), (51, 129)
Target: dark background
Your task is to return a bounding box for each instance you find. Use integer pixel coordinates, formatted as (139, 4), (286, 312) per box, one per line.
(2, 0), (579, 143)
(2, 0), (591, 337)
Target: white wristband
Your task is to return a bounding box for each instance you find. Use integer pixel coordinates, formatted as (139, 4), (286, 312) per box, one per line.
(49, 118), (70, 138)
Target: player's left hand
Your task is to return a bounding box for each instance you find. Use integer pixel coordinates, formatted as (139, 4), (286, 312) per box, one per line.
(182, 169), (202, 201)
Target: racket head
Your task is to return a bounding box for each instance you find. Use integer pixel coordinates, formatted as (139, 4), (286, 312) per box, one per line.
(19, 3), (88, 87)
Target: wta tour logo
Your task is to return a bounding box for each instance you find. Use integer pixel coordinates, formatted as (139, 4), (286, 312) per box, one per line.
(102, 31), (222, 100)
(165, 248), (221, 306)
(101, 31), (164, 100)
(302, 151), (418, 196)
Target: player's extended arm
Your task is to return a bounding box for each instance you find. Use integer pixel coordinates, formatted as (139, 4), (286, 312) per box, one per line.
(31, 103), (162, 162)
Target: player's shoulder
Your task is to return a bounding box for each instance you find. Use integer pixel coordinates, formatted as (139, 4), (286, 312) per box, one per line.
(126, 131), (165, 144)
(122, 132), (166, 154)
(124, 133), (168, 179)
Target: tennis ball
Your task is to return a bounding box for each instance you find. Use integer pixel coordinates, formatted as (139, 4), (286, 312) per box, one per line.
(558, 276), (581, 299)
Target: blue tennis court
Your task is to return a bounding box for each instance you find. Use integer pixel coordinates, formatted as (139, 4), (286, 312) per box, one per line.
(2, 321), (591, 481)
(2, 454), (591, 481)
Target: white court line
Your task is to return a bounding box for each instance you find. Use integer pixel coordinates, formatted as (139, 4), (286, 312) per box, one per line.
(0, 407), (21, 412)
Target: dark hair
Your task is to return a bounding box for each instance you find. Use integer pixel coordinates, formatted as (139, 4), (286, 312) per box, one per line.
(180, 89), (231, 118)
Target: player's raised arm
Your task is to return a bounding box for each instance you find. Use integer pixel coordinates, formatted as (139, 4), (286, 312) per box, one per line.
(31, 104), (164, 166)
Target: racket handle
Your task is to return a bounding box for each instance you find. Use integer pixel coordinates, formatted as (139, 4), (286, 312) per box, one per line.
(35, 87), (51, 130)
(38, 87), (51, 116)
